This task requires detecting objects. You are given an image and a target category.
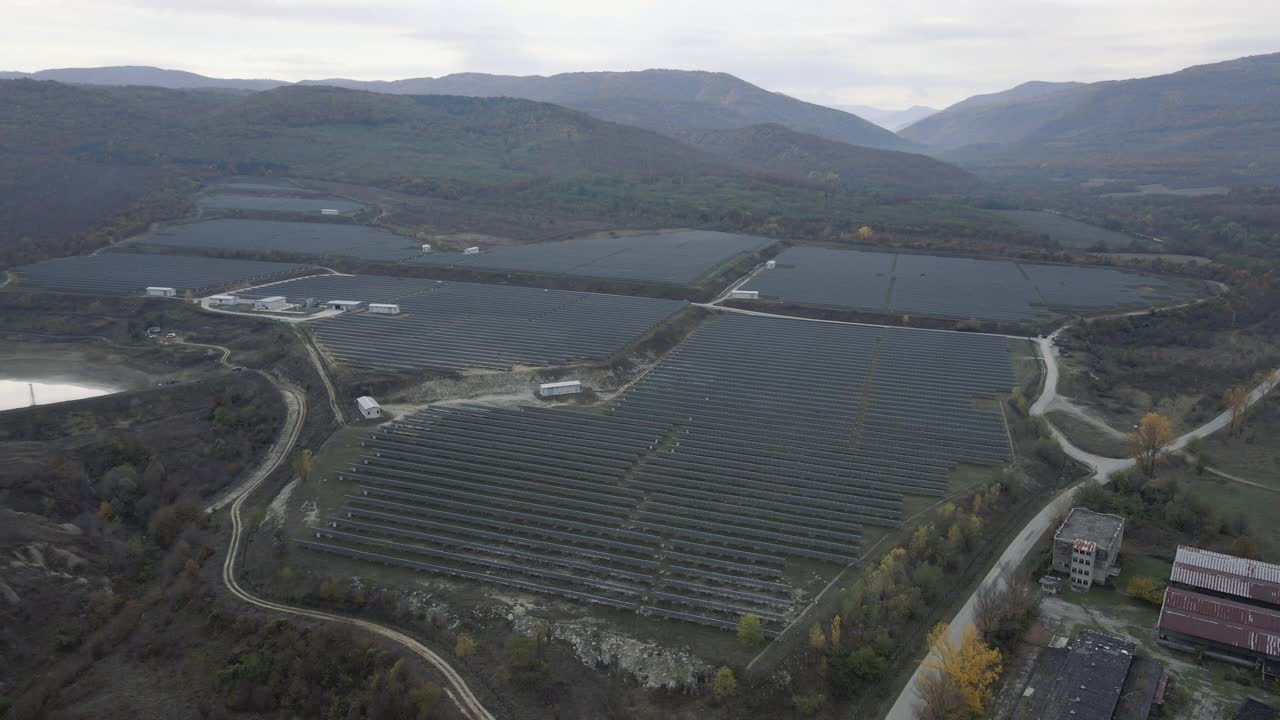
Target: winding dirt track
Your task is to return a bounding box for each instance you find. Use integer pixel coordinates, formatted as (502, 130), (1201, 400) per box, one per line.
(209, 358), (495, 719)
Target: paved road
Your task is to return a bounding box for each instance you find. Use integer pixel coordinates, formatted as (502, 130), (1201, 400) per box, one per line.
(880, 334), (1279, 720)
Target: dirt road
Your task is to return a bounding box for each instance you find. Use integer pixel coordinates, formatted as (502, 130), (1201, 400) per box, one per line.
(208, 360), (495, 719)
(880, 336), (1279, 720)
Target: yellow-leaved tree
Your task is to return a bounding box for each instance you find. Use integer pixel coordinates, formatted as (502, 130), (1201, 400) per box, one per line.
(856, 226), (874, 240)
(1223, 385), (1249, 435)
(1131, 412), (1174, 476)
(919, 623), (1002, 717)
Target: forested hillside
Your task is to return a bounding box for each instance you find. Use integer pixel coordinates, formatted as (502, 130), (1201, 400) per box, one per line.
(903, 53), (1280, 185)
(0, 79), (1005, 269)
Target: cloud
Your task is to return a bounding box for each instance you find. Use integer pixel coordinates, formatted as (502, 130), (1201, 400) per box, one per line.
(1, 0), (1275, 108)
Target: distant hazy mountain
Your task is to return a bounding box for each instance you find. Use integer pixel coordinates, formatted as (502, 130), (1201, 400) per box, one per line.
(0, 65), (286, 91)
(301, 70), (913, 150)
(674, 124), (978, 194)
(838, 104), (937, 131)
(900, 53), (1280, 184)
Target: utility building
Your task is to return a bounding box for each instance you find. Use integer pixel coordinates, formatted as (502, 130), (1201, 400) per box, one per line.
(320, 208), (340, 215)
(539, 380), (582, 397)
(729, 289), (760, 300)
(253, 295), (288, 312)
(1158, 547), (1280, 675)
(356, 396), (382, 419)
(326, 300), (362, 311)
(765, 260), (777, 269)
(463, 246), (481, 255)
(146, 286), (177, 298)
(368, 303), (401, 315)
(421, 243), (432, 253)
(1052, 507), (1125, 589)
(208, 294), (238, 306)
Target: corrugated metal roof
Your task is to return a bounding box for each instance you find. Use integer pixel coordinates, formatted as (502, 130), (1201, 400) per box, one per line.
(356, 396), (380, 411)
(1159, 587), (1280, 658)
(1171, 547), (1280, 604)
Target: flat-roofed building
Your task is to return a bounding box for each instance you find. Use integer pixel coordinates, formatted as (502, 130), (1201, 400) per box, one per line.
(1011, 630), (1165, 720)
(327, 300), (362, 311)
(253, 295), (288, 311)
(1053, 507), (1125, 589)
(146, 286), (177, 298)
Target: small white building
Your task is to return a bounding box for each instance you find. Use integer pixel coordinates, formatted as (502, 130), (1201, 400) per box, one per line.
(729, 289), (760, 300)
(463, 246), (481, 255)
(146, 286), (177, 298)
(327, 300), (362, 311)
(421, 243), (432, 253)
(765, 260), (777, 270)
(253, 295), (288, 312)
(539, 380), (582, 397)
(356, 396), (382, 419)
(320, 208), (340, 216)
(368, 303), (401, 315)
(208, 294), (239, 306)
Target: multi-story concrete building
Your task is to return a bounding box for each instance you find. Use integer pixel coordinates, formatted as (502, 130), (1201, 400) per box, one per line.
(1053, 507), (1125, 589)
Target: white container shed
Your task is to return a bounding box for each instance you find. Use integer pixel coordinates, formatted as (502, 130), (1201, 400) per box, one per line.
(146, 286), (177, 298)
(421, 243), (432, 253)
(539, 380), (582, 397)
(327, 300), (362, 311)
(729, 289), (760, 300)
(765, 260), (777, 270)
(368, 303), (401, 315)
(320, 208), (340, 216)
(356, 396), (382, 419)
(463, 246), (481, 255)
(208, 294), (239, 306)
(253, 295), (288, 311)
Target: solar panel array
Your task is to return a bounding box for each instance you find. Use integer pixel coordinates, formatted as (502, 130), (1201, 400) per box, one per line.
(12, 254), (308, 295)
(139, 219), (422, 261)
(743, 246), (1171, 322)
(302, 314), (1016, 633)
(237, 274), (687, 371)
(198, 194), (365, 214)
(412, 230), (770, 285)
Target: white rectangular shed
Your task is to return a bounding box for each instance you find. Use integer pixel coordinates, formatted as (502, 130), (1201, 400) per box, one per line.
(421, 243), (432, 253)
(463, 246), (481, 255)
(765, 260), (777, 270)
(356, 396), (382, 419)
(729, 289), (760, 300)
(208, 294), (239, 306)
(146, 286), (177, 298)
(368, 303), (401, 315)
(320, 208), (340, 215)
(253, 296), (288, 311)
(327, 300), (362, 311)
(539, 380), (582, 397)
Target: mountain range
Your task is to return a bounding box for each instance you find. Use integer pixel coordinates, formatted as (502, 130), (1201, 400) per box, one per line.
(0, 66), (909, 151)
(838, 104), (937, 131)
(901, 53), (1280, 184)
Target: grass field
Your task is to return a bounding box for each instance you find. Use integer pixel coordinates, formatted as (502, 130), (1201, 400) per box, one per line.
(1200, 391), (1280, 487)
(1046, 409), (1130, 458)
(993, 210), (1140, 249)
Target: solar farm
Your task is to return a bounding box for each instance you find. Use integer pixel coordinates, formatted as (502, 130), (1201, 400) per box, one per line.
(138, 219), (423, 261)
(741, 245), (1177, 322)
(10, 254), (309, 295)
(236, 274), (687, 371)
(197, 193), (365, 215)
(301, 313), (1017, 633)
(412, 230), (771, 285)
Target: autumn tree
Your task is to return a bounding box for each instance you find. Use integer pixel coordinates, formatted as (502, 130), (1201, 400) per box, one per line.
(915, 667), (967, 720)
(919, 623), (1002, 718)
(1224, 385), (1249, 435)
(1131, 412), (1174, 476)
(1232, 536), (1259, 559)
(830, 614), (843, 648)
(808, 623), (827, 653)
(293, 448), (314, 483)
(455, 631), (477, 659)
(1126, 576), (1165, 605)
(737, 614), (765, 648)
(856, 226), (874, 240)
(711, 666), (737, 702)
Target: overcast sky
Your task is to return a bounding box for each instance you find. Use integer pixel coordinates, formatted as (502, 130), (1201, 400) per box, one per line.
(4, 0), (1276, 109)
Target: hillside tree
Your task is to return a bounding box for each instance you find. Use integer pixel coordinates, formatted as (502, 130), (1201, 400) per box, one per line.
(1131, 412), (1174, 476)
(1223, 384), (1249, 435)
(737, 614), (765, 648)
(920, 623), (1001, 717)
